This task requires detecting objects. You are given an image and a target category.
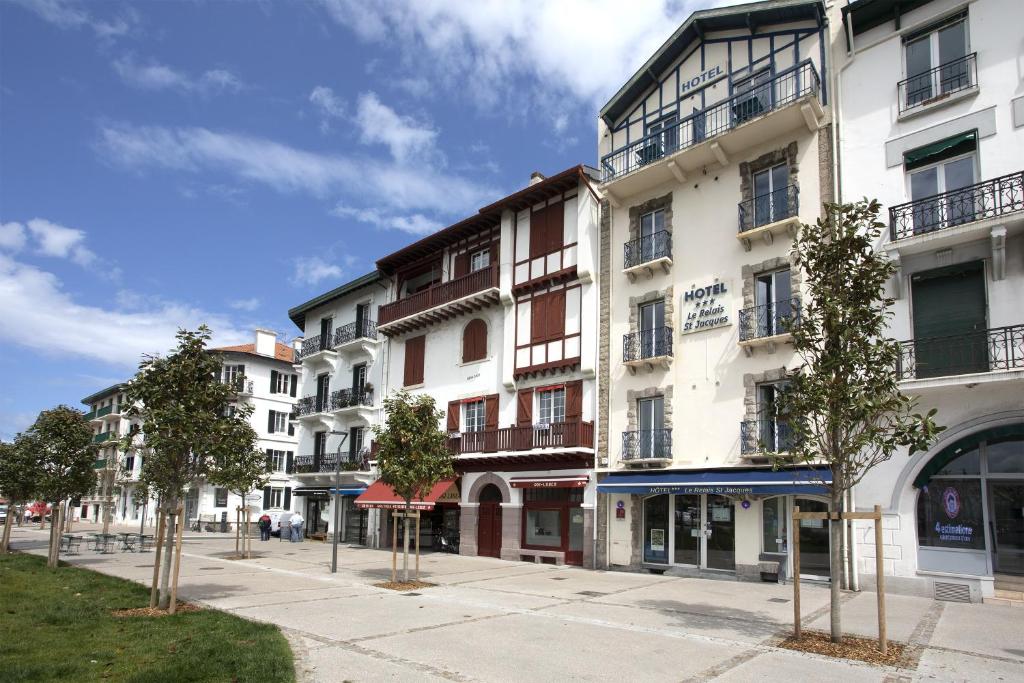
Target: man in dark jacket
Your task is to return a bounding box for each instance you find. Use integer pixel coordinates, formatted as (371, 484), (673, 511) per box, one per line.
(258, 513), (272, 541)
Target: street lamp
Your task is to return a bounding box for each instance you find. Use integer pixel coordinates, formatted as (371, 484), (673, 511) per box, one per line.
(327, 429), (349, 574)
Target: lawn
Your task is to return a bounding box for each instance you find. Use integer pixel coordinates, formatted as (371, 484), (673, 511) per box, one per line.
(0, 553), (295, 682)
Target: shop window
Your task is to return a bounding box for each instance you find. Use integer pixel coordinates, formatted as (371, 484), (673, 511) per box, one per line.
(522, 488), (581, 552)
(214, 488), (228, 508)
(762, 497), (787, 554)
(917, 480), (985, 549)
(986, 439), (1023, 473)
(643, 495), (669, 564)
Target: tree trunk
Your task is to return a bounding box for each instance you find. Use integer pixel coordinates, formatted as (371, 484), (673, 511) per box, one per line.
(47, 503), (63, 569)
(169, 503), (185, 614)
(402, 504), (411, 583)
(158, 506), (175, 609)
(829, 488), (844, 643)
(1, 499), (15, 553)
(150, 510), (166, 608)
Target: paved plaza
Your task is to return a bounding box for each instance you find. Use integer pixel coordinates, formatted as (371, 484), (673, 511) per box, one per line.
(8, 524), (1023, 682)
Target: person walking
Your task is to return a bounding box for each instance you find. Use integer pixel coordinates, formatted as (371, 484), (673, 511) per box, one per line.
(258, 513), (272, 541)
(290, 511), (304, 543)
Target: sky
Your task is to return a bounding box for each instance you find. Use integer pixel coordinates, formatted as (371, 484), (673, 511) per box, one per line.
(0, 0), (737, 439)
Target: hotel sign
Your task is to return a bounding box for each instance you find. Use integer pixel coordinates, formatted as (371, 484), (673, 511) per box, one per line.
(681, 280), (731, 335)
(680, 65), (726, 93)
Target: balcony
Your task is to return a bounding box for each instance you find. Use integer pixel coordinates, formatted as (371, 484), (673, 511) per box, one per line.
(896, 324), (1024, 387)
(621, 429), (672, 465)
(600, 61), (823, 199)
(330, 388), (374, 418)
(334, 320), (377, 346)
(737, 185), (800, 251)
(622, 327), (672, 373)
(738, 298), (800, 354)
(898, 53), (977, 117)
(93, 432), (115, 444)
(378, 264), (499, 335)
(290, 451), (369, 475)
(740, 418), (795, 458)
(296, 395), (332, 418)
(92, 458), (107, 470)
(223, 377), (253, 395)
(447, 421), (594, 456)
(83, 409), (97, 421)
(295, 334), (336, 367)
(623, 231), (672, 281)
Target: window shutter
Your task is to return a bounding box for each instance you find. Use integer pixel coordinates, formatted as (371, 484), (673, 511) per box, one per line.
(447, 400), (460, 431)
(453, 252), (470, 278)
(485, 394), (499, 430)
(404, 335), (425, 386)
(265, 448), (273, 470)
(565, 380), (583, 422)
(547, 290), (566, 340)
(267, 410), (275, 434)
(531, 295), (547, 343)
(463, 319), (486, 363)
(238, 364), (245, 380)
(529, 206), (548, 259)
(283, 487), (291, 510)
(290, 375), (298, 397)
(546, 201), (564, 253)
(517, 388), (533, 427)
(270, 370), (278, 394)
(286, 451), (293, 474)
(288, 421), (294, 437)
(263, 486), (271, 509)
(489, 241), (498, 267)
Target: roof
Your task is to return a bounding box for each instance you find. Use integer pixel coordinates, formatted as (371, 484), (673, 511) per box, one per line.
(212, 342), (295, 363)
(287, 270), (384, 330)
(600, 0), (826, 126)
(81, 382), (126, 406)
(841, 0), (935, 40)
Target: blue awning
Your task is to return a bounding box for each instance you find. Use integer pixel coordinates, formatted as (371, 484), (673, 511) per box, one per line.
(598, 467), (831, 495)
(329, 487), (367, 496)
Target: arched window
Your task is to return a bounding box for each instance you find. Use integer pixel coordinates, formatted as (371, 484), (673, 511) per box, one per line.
(462, 319), (487, 363)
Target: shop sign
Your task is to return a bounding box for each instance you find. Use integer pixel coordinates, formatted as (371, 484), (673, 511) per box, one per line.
(681, 280), (731, 335)
(615, 500), (626, 520)
(648, 485), (754, 495)
(919, 481), (984, 549)
(437, 483), (461, 504)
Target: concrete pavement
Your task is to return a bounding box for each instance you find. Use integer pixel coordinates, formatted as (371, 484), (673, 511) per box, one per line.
(8, 525), (1022, 682)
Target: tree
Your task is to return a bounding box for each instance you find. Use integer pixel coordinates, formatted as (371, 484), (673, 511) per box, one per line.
(776, 199), (944, 643)
(207, 416), (267, 559)
(373, 391), (454, 583)
(122, 326), (257, 609)
(0, 438), (41, 554)
(22, 407), (97, 568)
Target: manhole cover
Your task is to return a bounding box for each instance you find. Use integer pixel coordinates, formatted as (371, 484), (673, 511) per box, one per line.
(577, 591), (607, 597)
(768, 598), (789, 603)
(198, 567), (224, 571)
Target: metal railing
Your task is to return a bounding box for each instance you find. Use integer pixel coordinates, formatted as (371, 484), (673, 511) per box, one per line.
(93, 432), (115, 444)
(623, 230), (672, 269)
(621, 429), (672, 461)
(223, 377), (253, 394)
(738, 185), (799, 233)
(896, 324), (1024, 380)
(334, 320), (377, 346)
(889, 171), (1024, 241)
(84, 409), (98, 420)
(623, 327), (673, 362)
(600, 61), (820, 182)
(738, 298), (801, 342)
(331, 388), (373, 410)
(298, 334), (333, 362)
(447, 421), (594, 454)
(898, 53), (977, 114)
(379, 263), (498, 326)
(296, 395), (331, 416)
(290, 451), (369, 474)
(740, 417), (795, 455)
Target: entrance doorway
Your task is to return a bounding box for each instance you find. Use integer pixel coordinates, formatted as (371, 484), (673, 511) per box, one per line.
(643, 494), (736, 570)
(989, 481), (1024, 575)
(306, 498), (328, 536)
(795, 498), (831, 578)
(477, 484), (502, 558)
(341, 497), (367, 544)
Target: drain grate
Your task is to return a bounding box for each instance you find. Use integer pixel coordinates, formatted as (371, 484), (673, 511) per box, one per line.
(768, 598), (789, 603)
(577, 591), (607, 597)
(934, 581), (971, 602)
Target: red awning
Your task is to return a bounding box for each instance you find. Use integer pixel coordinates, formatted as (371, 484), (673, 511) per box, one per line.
(510, 475), (589, 489)
(354, 478), (460, 510)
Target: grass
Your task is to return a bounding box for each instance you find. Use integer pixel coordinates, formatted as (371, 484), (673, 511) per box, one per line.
(0, 553), (295, 682)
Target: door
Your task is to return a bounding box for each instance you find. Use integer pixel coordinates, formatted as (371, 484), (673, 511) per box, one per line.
(355, 303), (368, 337)
(477, 484), (502, 558)
(319, 317), (333, 350)
(316, 374), (330, 412)
(904, 17), (968, 107)
(566, 506), (585, 567)
(639, 209), (665, 263)
(639, 300), (666, 358)
(352, 363), (367, 399)
(638, 397), (666, 459)
(755, 269), (792, 336)
(752, 163), (790, 227)
(795, 498), (831, 578)
(989, 482), (1024, 575)
(643, 495), (670, 564)
(911, 262), (988, 378)
(673, 495), (701, 566)
(705, 495), (736, 570)
(733, 70), (772, 124)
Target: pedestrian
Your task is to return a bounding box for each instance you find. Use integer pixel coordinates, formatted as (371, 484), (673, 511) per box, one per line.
(258, 513), (272, 541)
(290, 511), (304, 543)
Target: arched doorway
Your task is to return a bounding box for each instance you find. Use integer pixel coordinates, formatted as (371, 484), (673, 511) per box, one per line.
(477, 484), (503, 558)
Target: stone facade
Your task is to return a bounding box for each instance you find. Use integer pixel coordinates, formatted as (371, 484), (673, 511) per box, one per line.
(817, 123), (834, 211)
(625, 385), (674, 432)
(627, 285), (674, 336)
(738, 142), (799, 205)
(740, 256), (803, 310)
(741, 367), (789, 425)
(596, 198), (612, 567)
(626, 192), (673, 241)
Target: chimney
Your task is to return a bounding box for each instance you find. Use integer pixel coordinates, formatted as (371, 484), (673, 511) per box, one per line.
(254, 328), (276, 357)
(529, 171), (545, 186)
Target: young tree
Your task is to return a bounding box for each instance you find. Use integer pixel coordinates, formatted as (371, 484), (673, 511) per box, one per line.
(207, 414), (267, 559)
(776, 199), (944, 643)
(122, 326), (257, 609)
(373, 391), (454, 583)
(22, 407), (98, 568)
(0, 438), (41, 554)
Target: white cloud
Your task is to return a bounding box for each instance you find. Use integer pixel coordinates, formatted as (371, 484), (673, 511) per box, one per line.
(355, 92), (439, 164)
(113, 56), (243, 95)
(0, 222), (28, 252)
(331, 203), (442, 235)
(290, 256), (343, 287)
(11, 0), (137, 39)
(309, 86), (346, 133)
(25, 218), (97, 267)
(229, 297), (261, 312)
(0, 253), (250, 367)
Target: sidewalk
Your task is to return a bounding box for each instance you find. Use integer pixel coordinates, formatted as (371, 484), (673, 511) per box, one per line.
(8, 526), (1022, 682)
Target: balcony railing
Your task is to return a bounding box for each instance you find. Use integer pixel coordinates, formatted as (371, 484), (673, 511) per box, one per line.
(738, 185), (799, 233)
(738, 298), (801, 342)
(740, 417), (795, 455)
(331, 388), (373, 410)
(296, 395), (331, 417)
(96, 405), (114, 418)
(334, 320), (377, 346)
(600, 61), (820, 182)
(624, 230), (672, 269)
(297, 334), (334, 363)
(93, 432), (115, 444)
(223, 377), (253, 394)
(379, 264), (499, 326)
(889, 171), (1024, 241)
(898, 53), (977, 114)
(447, 420), (594, 455)
(623, 327), (673, 362)
(291, 451), (369, 474)
(896, 324), (1024, 380)
(621, 429), (672, 461)
(84, 409), (97, 420)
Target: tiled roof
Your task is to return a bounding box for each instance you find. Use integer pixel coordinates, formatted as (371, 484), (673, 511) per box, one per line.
(212, 342), (294, 363)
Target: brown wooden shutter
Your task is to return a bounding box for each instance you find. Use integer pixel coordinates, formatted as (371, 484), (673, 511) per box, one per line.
(489, 240), (499, 267)
(404, 335), (425, 386)
(453, 252), (470, 278)
(546, 201), (564, 253)
(565, 380), (583, 422)
(547, 290), (566, 340)
(529, 206), (548, 259)
(516, 388), (533, 427)
(485, 394), (499, 430)
(447, 400), (460, 431)
(462, 319), (486, 362)
(530, 295), (547, 343)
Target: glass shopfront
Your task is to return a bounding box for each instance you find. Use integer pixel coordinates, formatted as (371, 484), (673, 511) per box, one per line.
(642, 494), (736, 569)
(522, 488), (584, 565)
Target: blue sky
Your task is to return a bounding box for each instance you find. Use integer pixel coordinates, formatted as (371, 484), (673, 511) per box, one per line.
(0, 0), (730, 438)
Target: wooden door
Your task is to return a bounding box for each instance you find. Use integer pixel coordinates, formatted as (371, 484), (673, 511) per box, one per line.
(477, 503), (502, 558)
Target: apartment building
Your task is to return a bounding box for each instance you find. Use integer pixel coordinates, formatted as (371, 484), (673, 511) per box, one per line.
(837, 0), (1023, 601)
(287, 272), (388, 544)
(79, 383), (132, 526)
(594, 0), (836, 581)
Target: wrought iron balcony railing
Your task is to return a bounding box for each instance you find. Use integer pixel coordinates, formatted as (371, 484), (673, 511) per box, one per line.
(888, 171), (1024, 241)
(331, 388), (373, 410)
(621, 429), (672, 461)
(740, 417), (795, 455)
(290, 451), (369, 474)
(334, 320), (378, 346)
(223, 377), (253, 394)
(623, 327), (673, 362)
(623, 230), (672, 269)
(738, 298), (801, 342)
(898, 53), (977, 114)
(896, 324), (1024, 380)
(93, 432), (115, 444)
(447, 421), (594, 454)
(738, 185), (799, 233)
(379, 263), (498, 326)
(600, 61), (820, 182)
(296, 334), (333, 363)
(296, 395), (331, 416)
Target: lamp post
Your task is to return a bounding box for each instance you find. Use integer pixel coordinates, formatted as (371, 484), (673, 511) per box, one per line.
(327, 430), (349, 574)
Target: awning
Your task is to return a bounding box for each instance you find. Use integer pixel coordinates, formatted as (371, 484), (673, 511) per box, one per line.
(597, 467), (831, 495)
(904, 131), (976, 171)
(510, 475), (589, 489)
(330, 487), (367, 495)
(355, 478), (460, 510)
(293, 487), (329, 498)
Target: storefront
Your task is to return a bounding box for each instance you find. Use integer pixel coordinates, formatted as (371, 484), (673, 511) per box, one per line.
(355, 478), (461, 551)
(294, 485), (369, 542)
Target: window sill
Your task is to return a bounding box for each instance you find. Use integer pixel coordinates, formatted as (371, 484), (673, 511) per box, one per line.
(402, 383), (425, 390)
(458, 357), (492, 368)
(897, 86), (979, 123)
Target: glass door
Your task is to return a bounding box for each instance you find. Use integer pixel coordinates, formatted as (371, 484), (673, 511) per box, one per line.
(755, 269), (792, 337)
(752, 163), (790, 227)
(643, 496), (669, 564)
(989, 482), (1024, 575)
(673, 495), (702, 566)
(639, 300), (666, 359)
(638, 397), (665, 459)
(796, 498), (831, 578)
(639, 210), (664, 263)
(705, 495), (736, 570)
(909, 152), (977, 234)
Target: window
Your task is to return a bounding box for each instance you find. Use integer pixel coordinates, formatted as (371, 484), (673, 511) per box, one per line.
(214, 488), (228, 508)
(404, 335), (426, 386)
(638, 209), (666, 263)
(537, 387), (565, 425)
(462, 319), (487, 363)
(905, 133), (978, 234)
(124, 455), (135, 474)
(268, 488), (284, 509)
(762, 497), (787, 553)
(313, 431), (327, 456)
(222, 364), (244, 386)
(268, 450), (286, 472)
(470, 248), (490, 272)
(904, 13), (969, 108)
(637, 396), (667, 458)
(640, 115), (678, 164)
(268, 410), (287, 434)
(638, 300), (666, 358)
(349, 427), (364, 455)
(643, 495), (670, 563)
(754, 268), (793, 337)
(463, 400), (486, 432)
(756, 382), (792, 452)
(273, 372), (293, 395)
(528, 202), (565, 259)
(752, 163), (791, 227)
(319, 317), (333, 350)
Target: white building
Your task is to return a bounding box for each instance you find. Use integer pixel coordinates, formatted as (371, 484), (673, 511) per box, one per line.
(837, 0), (1024, 601)
(79, 383), (133, 525)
